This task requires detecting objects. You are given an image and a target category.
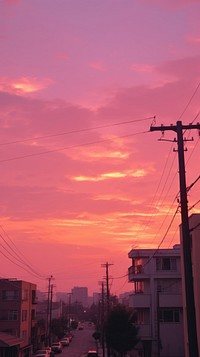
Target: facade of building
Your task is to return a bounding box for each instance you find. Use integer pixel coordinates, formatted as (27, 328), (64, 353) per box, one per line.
(180, 213), (200, 357)
(0, 279), (37, 357)
(128, 244), (184, 357)
(71, 286), (88, 307)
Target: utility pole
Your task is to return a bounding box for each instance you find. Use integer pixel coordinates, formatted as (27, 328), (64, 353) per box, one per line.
(150, 121), (200, 357)
(100, 281), (105, 357)
(49, 283), (53, 347)
(67, 293), (72, 332)
(46, 275), (53, 346)
(101, 262), (113, 357)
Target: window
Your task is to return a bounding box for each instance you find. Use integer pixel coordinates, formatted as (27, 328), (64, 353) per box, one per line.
(136, 308), (150, 324)
(31, 309), (35, 320)
(32, 290), (37, 304)
(0, 310), (8, 320)
(22, 310), (27, 321)
(8, 310), (18, 321)
(22, 289), (28, 301)
(159, 309), (180, 323)
(135, 281), (144, 293)
(156, 257), (177, 271)
(2, 290), (19, 301)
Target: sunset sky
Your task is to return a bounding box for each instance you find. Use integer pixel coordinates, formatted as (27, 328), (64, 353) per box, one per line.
(0, 0), (200, 297)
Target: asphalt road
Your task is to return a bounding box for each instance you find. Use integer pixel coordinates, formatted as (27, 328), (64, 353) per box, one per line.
(58, 323), (101, 357)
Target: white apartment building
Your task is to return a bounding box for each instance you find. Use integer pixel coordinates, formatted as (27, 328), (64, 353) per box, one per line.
(180, 213), (200, 357)
(128, 244), (184, 357)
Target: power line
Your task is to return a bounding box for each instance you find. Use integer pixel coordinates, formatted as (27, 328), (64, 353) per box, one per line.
(0, 130), (150, 164)
(178, 81), (200, 120)
(0, 116), (155, 147)
(0, 226), (46, 277)
(0, 246), (46, 280)
(0, 231), (46, 279)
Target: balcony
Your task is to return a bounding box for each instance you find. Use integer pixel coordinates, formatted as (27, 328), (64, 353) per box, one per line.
(137, 324), (152, 338)
(131, 293), (151, 308)
(159, 293), (182, 307)
(128, 265), (149, 281)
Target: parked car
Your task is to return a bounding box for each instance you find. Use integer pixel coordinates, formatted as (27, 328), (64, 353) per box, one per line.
(65, 332), (73, 341)
(61, 337), (70, 346)
(51, 342), (62, 353)
(86, 351), (99, 357)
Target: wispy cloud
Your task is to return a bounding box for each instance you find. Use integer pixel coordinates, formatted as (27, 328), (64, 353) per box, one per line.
(2, 0), (21, 6)
(71, 169), (147, 182)
(0, 77), (52, 95)
(186, 35), (200, 44)
(89, 61), (106, 72)
(131, 63), (154, 73)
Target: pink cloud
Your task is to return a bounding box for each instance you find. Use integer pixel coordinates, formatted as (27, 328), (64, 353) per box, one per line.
(0, 53), (199, 292)
(0, 76), (53, 95)
(130, 63), (155, 73)
(142, 0), (199, 9)
(186, 35), (200, 43)
(89, 61), (106, 72)
(54, 52), (69, 61)
(2, 0), (21, 6)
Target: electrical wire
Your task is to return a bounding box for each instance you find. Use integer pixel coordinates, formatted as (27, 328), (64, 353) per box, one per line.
(0, 247), (45, 280)
(0, 226), (46, 277)
(142, 205), (180, 268)
(0, 231), (46, 279)
(0, 116), (155, 147)
(0, 130), (150, 164)
(178, 82), (200, 120)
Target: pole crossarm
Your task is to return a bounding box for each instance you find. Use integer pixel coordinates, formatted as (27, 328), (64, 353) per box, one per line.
(150, 121), (200, 133)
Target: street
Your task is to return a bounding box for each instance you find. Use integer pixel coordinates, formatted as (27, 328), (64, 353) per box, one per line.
(58, 323), (101, 357)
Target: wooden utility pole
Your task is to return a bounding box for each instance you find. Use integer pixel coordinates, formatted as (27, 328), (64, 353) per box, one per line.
(46, 275), (53, 346)
(101, 282), (105, 357)
(101, 262), (113, 357)
(67, 293), (72, 331)
(49, 283), (53, 347)
(150, 121), (200, 357)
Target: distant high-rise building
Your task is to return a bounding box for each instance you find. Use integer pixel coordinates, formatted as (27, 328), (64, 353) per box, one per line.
(56, 292), (68, 304)
(92, 292), (101, 305)
(71, 287), (88, 307)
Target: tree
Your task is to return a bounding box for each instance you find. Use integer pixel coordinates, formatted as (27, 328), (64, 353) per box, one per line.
(105, 304), (139, 357)
(50, 318), (67, 339)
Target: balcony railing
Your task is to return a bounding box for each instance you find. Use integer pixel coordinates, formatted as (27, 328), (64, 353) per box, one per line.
(128, 265), (149, 281)
(131, 293), (151, 308)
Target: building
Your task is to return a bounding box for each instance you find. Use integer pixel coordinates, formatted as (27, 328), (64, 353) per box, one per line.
(56, 292), (68, 304)
(128, 244), (184, 357)
(92, 292), (101, 305)
(0, 279), (37, 357)
(180, 213), (200, 357)
(71, 287), (88, 307)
